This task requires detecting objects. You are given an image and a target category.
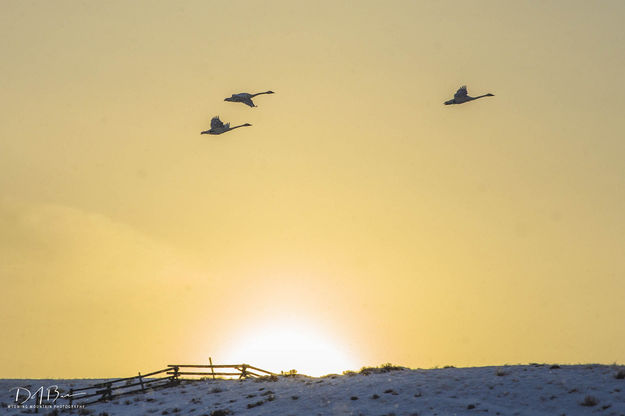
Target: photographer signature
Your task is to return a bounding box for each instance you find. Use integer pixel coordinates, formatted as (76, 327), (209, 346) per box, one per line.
(9, 386), (86, 405)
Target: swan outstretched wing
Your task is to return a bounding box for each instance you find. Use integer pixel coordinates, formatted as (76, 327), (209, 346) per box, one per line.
(225, 93), (255, 107)
(211, 116), (224, 129)
(454, 85), (468, 99)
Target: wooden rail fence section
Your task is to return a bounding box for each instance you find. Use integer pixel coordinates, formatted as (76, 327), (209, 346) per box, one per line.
(68, 367), (174, 406)
(167, 363), (276, 379)
(68, 362), (276, 405)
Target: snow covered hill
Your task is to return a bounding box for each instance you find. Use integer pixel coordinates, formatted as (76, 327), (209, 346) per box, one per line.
(3, 364), (625, 415)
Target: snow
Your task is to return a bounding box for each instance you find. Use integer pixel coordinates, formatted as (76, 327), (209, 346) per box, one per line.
(3, 364), (625, 415)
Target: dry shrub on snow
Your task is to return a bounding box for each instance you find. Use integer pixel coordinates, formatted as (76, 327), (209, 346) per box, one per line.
(360, 363), (408, 375)
(209, 410), (233, 416)
(580, 395), (599, 407)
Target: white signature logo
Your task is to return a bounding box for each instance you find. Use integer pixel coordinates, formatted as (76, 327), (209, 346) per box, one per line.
(9, 386), (85, 405)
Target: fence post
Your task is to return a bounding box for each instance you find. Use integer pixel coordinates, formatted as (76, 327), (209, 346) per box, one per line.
(240, 364), (248, 379)
(138, 372), (145, 392)
(209, 357), (216, 380)
(171, 366), (180, 385)
(102, 382), (113, 401)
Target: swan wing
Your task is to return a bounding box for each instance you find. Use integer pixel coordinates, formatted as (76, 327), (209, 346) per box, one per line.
(241, 97), (255, 107)
(454, 85), (468, 99)
(228, 93), (255, 106)
(211, 116), (224, 129)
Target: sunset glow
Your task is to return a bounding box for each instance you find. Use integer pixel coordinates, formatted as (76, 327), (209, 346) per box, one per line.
(219, 321), (357, 377)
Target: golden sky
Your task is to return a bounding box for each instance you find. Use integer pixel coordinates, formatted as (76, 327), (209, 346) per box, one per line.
(2, 0), (625, 378)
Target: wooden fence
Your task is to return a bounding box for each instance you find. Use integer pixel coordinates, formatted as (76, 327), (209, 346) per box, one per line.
(67, 361), (276, 405)
(167, 363), (276, 379)
(67, 367), (175, 405)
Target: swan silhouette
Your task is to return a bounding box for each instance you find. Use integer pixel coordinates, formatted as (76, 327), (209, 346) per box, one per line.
(201, 116), (251, 135)
(224, 91), (274, 107)
(444, 86), (494, 105)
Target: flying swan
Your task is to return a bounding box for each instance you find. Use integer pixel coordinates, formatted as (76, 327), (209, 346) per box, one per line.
(224, 91), (275, 107)
(200, 116), (251, 135)
(444, 85), (494, 105)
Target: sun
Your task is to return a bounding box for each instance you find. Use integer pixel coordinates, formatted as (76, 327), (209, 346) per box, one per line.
(217, 320), (357, 377)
